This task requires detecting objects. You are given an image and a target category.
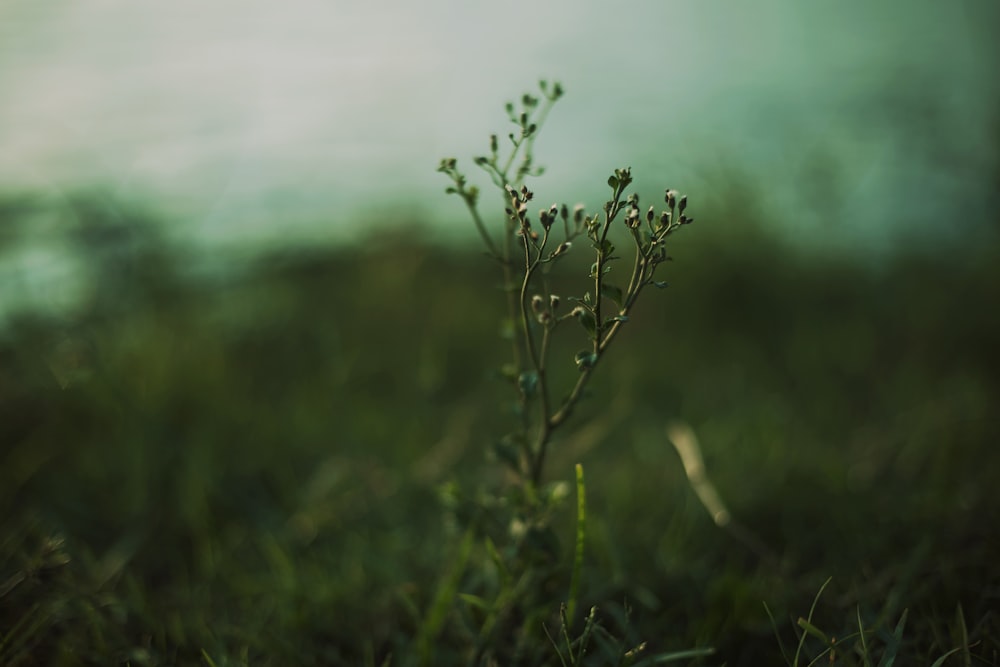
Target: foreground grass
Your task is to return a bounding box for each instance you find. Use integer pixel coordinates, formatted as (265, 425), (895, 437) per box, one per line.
(1, 196), (999, 665)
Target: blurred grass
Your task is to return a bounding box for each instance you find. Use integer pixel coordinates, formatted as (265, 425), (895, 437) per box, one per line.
(1, 192), (999, 665)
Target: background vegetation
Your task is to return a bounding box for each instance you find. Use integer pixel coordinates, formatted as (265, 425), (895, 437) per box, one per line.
(1, 187), (998, 665)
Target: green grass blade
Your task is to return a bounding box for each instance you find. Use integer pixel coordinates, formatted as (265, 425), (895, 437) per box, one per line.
(633, 647), (716, 665)
(566, 463), (587, 626)
(763, 600), (792, 666)
(876, 608), (908, 667)
(793, 576), (832, 667)
(797, 617), (829, 645)
(929, 646), (964, 667)
(954, 603), (971, 667)
(857, 606), (871, 667)
(416, 528), (475, 667)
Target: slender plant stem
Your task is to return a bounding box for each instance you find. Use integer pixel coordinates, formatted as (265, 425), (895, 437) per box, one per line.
(462, 196), (501, 259)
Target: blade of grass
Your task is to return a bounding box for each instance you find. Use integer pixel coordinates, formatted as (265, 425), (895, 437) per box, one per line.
(954, 603), (971, 667)
(633, 647), (716, 665)
(416, 528), (475, 667)
(793, 576), (832, 667)
(929, 646), (964, 667)
(876, 608), (908, 667)
(763, 600), (792, 666)
(797, 618), (829, 645)
(858, 606), (872, 667)
(566, 463), (586, 626)
(543, 620), (570, 667)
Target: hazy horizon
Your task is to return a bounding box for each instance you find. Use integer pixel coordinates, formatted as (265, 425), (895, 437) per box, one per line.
(2, 0), (998, 256)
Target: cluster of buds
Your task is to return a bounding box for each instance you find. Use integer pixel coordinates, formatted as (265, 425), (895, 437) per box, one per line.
(537, 203), (560, 231)
(505, 183), (535, 237)
(618, 189), (696, 234)
(530, 293), (562, 325)
(663, 189), (694, 228)
(625, 193), (643, 229)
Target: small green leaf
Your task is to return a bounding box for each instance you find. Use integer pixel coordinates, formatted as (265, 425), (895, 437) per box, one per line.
(654, 281), (669, 289)
(600, 283), (623, 308)
(574, 350), (598, 370)
(518, 371), (539, 397)
(458, 593), (490, 611)
(608, 175), (619, 190)
(592, 239), (615, 256)
(575, 310), (597, 339)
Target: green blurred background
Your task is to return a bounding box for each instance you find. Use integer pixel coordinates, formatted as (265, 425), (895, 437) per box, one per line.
(1, 1), (999, 664)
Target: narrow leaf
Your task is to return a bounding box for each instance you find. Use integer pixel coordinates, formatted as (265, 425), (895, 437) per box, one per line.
(796, 617), (829, 644)
(566, 463), (586, 625)
(876, 608), (908, 667)
(600, 283), (624, 308)
(457, 593), (489, 611)
(576, 309), (597, 340)
(929, 647), (964, 667)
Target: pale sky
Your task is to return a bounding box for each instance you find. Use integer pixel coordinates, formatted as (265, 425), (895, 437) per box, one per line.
(1, 0), (997, 253)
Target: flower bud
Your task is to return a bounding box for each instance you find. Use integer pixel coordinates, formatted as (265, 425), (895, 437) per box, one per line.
(539, 209), (552, 229)
(626, 208), (641, 228)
